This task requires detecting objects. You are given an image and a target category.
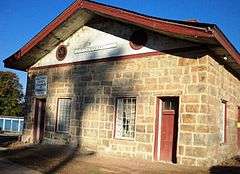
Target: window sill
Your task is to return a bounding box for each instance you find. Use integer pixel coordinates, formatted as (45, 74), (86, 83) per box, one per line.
(110, 138), (136, 145)
(115, 137), (135, 141)
(56, 131), (69, 134)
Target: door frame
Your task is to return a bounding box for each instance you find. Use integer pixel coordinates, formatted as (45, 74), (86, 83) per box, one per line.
(33, 98), (46, 143)
(154, 96), (179, 163)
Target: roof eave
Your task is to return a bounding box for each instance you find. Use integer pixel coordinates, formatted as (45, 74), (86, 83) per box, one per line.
(3, 0), (239, 72)
(211, 26), (240, 64)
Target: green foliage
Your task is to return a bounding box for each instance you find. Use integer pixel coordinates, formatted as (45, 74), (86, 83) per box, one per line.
(0, 71), (24, 116)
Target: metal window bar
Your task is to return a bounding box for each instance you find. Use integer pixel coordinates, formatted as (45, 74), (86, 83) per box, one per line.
(57, 99), (71, 132)
(115, 98), (136, 139)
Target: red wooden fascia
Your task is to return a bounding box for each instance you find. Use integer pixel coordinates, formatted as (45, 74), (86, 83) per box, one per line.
(11, 0), (213, 61)
(5, 0), (239, 70)
(211, 27), (240, 65)
(83, 1), (213, 38)
(15, 0), (84, 60)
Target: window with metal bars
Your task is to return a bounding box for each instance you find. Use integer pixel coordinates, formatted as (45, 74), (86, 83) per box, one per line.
(115, 97), (136, 139)
(57, 98), (71, 133)
(219, 100), (227, 144)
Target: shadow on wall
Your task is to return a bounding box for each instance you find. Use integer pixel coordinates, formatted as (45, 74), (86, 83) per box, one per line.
(67, 45), (127, 148)
(25, 16), (213, 171)
(63, 17), (210, 147)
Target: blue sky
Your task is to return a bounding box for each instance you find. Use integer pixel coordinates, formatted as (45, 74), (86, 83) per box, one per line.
(0, 0), (239, 93)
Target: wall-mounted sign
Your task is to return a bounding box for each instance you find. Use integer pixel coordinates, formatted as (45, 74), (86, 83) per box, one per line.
(35, 75), (48, 96)
(74, 43), (117, 54)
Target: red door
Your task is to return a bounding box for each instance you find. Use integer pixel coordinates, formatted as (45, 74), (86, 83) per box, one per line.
(238, 107), (240, 150)
(33, 99), (46, 143)
(154, 97), (178, 163)
(160, 110), (175, 161)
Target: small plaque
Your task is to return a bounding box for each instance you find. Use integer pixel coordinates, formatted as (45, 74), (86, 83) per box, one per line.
(35, 75), (47, 96)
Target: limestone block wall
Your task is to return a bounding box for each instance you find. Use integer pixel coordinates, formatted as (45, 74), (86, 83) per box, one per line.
(23, 53), (220, 166)
(205, 55), (240, 165)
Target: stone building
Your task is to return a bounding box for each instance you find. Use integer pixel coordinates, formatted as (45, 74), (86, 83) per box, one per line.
(4, 0), (240, 166)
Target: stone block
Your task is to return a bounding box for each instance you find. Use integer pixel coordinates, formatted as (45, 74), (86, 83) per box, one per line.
(145, 78), (157, 84)
(196, 125), (209, 133)
(201, 95), (208, 103)
(181, 125), (195, 132)
(146, 125), (153, 133)
(136, 133), (151, 143)
(123, 72), (132, 78)
(106, 105), (114, 113)
(182, 157), (196, 166)
(178, 145), (184, 155)
(182, 114), (196, 124)
(198, 72), (207, 83)
(181, 95), (200, 103)
(188, 84), (207, 94)
(207, 134), (219, 145)
(104, 87), (111, 94)
(102, 139), (109, 147)
(186, 104), (199, 113)
(196, 114), (208, 124)
(191, 66), (207, 72)
(193, 134), (207, 146)
(196, 159), (209, 167)
(137, 143), (152, 153)
(178, 59), (197, 66)
(179, 133), (192, 145)
(181, 75), (191, 84)
(136, 125), (145, 133)
(200, 104), (208, 113)
(193, 147), (207, 158)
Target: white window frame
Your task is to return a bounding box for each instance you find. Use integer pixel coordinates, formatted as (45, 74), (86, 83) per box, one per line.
(56, 98), (71, 133)
(114, 97), (136, 140)
(220, 100), (227, 144)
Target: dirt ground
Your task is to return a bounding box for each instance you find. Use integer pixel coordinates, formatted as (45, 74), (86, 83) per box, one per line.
(0, 134), (19, 147)
(0, 144), (239, 174)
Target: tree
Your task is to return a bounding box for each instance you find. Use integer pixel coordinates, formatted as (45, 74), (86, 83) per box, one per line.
(0, 71), (24, 116)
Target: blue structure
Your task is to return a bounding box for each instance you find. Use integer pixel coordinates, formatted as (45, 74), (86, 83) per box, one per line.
(0, 116), (24, 133)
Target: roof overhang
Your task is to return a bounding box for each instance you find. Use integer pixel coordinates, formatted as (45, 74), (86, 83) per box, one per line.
(4, 0), (240, 76)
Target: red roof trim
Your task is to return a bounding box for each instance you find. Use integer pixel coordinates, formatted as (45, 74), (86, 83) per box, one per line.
(212, 28), (240, 64)
(83, 1), (212, 38)
(4, 0), (240, 70)
(15, 0), (84, 60)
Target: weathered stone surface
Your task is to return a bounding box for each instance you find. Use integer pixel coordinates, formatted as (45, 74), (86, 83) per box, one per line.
(182, 114), (196, 124)
(179, 133), (192, 145)
(182, 157), (196, 166)
(23, 20), (240, 167)
(193, 134), (207, 146)
(186, 105), (199, 113)
(136, 125), (145, 133)
(181, 95), (200, 103)
(137, 143), (152, 153)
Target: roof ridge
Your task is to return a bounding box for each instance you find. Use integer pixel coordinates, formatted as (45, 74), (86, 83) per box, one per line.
(3, 0), (239, 72)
